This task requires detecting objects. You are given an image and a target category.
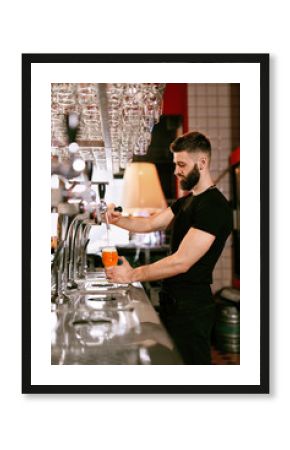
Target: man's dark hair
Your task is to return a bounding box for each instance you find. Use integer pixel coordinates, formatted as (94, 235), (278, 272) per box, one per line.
(170, 131), (211, 158)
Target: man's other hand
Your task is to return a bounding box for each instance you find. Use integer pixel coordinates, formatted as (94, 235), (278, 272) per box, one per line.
(106, 203), (122, 225)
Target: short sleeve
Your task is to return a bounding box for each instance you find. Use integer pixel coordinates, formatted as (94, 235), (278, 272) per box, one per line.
(191, 198), (228, 237)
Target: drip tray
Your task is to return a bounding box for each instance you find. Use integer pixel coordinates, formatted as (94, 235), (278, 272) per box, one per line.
(70, 310), (119, 346)
(72, 318), (112, 326)
(87, 294), (123, 301)
(80, 279), (129, 294)
(83, 293), (134, 311)
(90, 283), (116, 288)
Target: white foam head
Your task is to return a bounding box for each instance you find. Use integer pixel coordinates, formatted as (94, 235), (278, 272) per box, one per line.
(102, 246), (117, 252)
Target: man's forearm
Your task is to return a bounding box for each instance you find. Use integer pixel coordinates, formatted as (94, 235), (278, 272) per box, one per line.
(130, 253), (187, 283)
(114, 216), (152, 233)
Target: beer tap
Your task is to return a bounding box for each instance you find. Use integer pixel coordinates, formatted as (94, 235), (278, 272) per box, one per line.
(97, 182), (109, 215)
(95, 181), (122, 218)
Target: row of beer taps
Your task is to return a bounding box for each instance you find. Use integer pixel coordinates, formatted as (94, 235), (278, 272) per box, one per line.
(51, 105), (121, 305)
(51, 174), (111, 305)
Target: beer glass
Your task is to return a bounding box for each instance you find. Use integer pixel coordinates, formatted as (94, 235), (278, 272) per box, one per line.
(101, 246), (118, 268)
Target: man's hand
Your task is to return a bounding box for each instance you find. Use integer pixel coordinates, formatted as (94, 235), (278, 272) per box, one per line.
(105, 257), (134, 284)
(106, 203), (122, 225)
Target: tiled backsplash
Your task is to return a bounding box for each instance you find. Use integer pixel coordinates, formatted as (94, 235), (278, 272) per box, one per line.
(188, 83), (239, 293)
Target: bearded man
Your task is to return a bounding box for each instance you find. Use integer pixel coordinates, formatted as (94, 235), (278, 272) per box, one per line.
(106, 131), (233, 365)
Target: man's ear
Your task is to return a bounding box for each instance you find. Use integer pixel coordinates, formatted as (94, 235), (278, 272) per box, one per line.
(199, 156), (207, 171)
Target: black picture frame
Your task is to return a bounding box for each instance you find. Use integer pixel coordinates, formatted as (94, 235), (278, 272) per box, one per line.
(22, 53), (269, 394)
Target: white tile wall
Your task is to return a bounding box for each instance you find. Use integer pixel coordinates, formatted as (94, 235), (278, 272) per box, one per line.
(188, 83), (237, 293)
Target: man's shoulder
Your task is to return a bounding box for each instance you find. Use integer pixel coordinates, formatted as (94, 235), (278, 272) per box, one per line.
(201, 187), (231, 208)
(196, 189), (233, 225)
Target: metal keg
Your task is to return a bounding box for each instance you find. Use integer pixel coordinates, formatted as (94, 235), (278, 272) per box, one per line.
(214, 287), (240, 354)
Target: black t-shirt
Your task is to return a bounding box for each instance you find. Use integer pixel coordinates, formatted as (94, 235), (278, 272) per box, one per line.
(162, 187), (233, 294)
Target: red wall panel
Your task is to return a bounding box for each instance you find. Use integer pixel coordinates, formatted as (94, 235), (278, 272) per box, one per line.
(163, 83), (188, 132)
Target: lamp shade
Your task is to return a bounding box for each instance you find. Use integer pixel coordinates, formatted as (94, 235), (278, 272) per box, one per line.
(122, 162), (167, 214)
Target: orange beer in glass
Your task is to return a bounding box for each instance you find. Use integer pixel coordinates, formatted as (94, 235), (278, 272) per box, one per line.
(102, 246), (118, 268)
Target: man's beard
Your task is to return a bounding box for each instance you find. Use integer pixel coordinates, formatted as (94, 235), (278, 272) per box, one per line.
(180, 164), (200, 190)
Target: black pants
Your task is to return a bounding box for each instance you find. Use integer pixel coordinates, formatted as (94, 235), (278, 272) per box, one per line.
(159, 287), (216, 365)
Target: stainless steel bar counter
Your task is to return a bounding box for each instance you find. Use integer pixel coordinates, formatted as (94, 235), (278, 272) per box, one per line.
(51, 270), (183, 365)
